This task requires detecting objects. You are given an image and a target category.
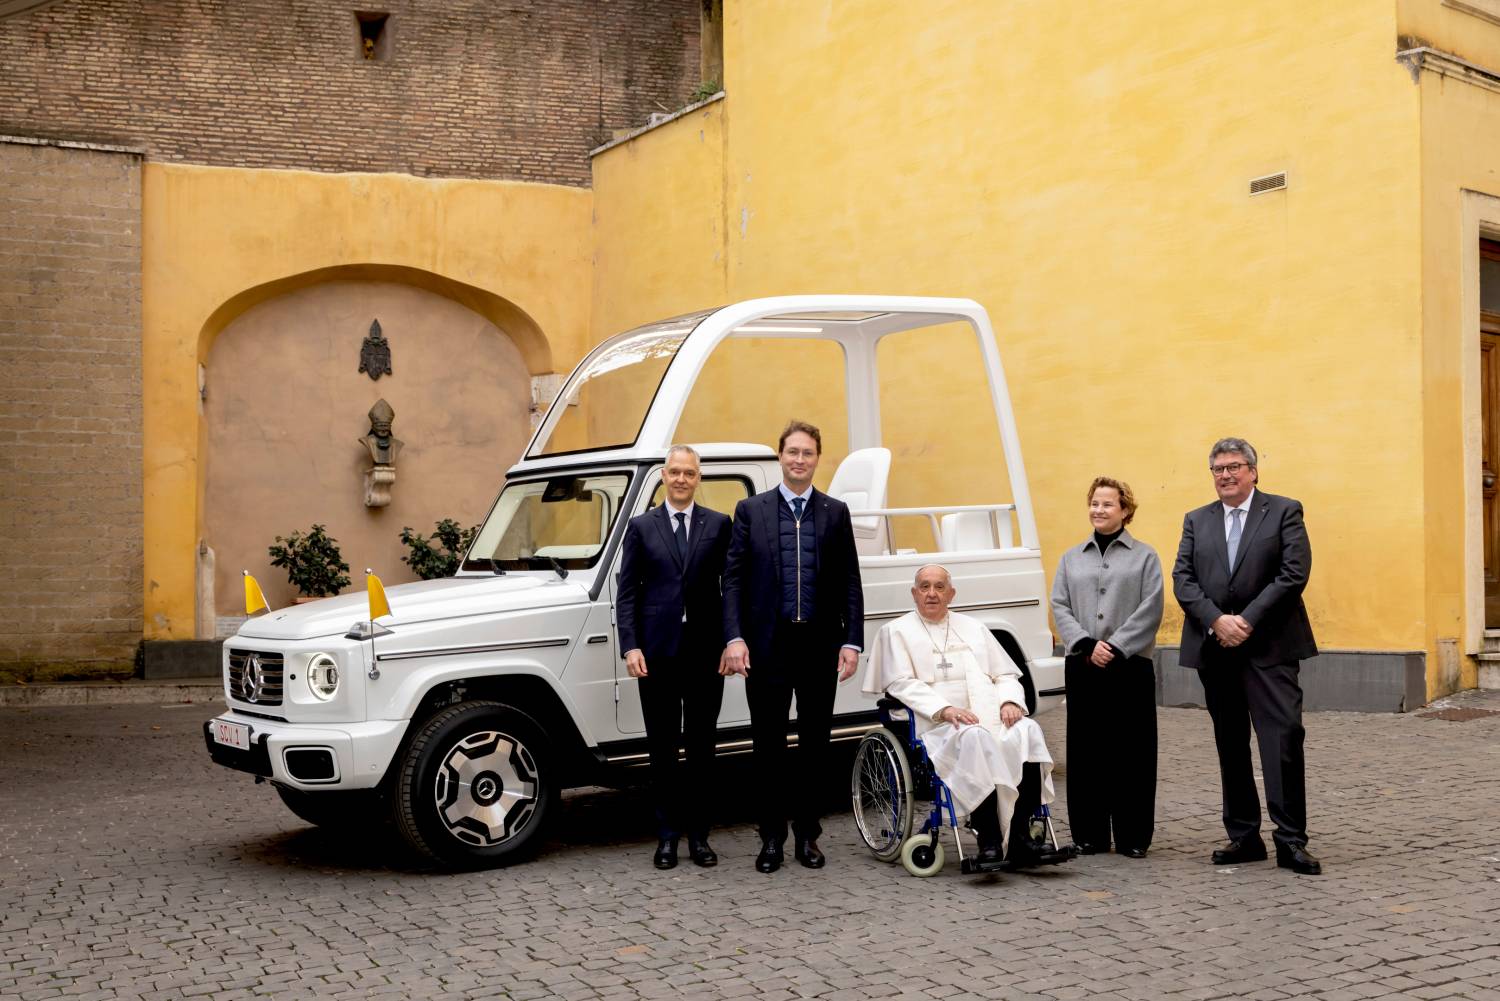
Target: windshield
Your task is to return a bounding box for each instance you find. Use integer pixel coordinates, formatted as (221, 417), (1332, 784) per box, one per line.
(528, 310), (715, 457)
(463, 472), (633, 572)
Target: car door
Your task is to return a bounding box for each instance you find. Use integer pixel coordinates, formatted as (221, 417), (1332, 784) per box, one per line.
(613, 467), (757, 734)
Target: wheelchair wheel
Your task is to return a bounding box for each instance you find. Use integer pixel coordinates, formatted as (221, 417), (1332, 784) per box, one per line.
(850, 728), (914, 862)
(900, 834), (945, 877)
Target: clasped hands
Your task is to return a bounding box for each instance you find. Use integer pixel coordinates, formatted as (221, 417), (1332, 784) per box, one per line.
(938, 702), (1023, 728)
(719, 640), (859, 681)
(1211, 614), (1254, 648)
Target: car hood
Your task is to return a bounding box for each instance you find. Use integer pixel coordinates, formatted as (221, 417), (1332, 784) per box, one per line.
(235, 574), (591, 641)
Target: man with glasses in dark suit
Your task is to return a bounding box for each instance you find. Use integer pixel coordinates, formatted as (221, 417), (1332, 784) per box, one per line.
(1172, 437), (1322, 875)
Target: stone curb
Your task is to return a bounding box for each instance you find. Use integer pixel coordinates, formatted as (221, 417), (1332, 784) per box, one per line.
(0, 679), (224, 707)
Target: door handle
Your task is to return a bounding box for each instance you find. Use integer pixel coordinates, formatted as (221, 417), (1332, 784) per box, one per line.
(1485, 471), (1497, 489)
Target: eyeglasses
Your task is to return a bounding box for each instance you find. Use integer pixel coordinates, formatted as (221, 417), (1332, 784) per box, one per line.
(1210, 462), (1249, 476)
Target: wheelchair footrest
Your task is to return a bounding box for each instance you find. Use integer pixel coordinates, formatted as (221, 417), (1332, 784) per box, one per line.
(960, 856), (1008, 875)
(1003, 843), (1078, 871)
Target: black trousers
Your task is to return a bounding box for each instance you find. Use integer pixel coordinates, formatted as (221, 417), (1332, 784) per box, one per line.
(1064, 653), (1158, 851)
(638, 651), (725, 839)
(969, 762), (1043, 856)
(1197, 654), (1307, 849)
(746, 622), (838, 843)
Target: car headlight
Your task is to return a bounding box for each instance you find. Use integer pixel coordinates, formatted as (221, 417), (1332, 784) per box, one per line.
(306, 653), (340, 701)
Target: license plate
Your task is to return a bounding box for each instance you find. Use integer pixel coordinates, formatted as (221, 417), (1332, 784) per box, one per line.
(211, 719), (251, 751)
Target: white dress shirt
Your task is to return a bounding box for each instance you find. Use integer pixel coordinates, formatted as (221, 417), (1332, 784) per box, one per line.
(1222, 489), (1256, 540)
(777, 482), (813, 514)
(664, 499), (694, 542)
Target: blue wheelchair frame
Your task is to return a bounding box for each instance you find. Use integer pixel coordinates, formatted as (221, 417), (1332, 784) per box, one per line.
(873, 696), (1058, 875)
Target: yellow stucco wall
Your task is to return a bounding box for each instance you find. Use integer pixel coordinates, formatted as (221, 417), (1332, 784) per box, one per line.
(1400, 0), (1500, 69)
(142, 164), (592, 639)
(593, 1), (1435, 658)
(591, 98), (729, 332)
(1407, 5), (1500, 694)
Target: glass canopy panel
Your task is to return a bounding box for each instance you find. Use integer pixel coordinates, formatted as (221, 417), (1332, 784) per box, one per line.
(528, 311), (715, 457)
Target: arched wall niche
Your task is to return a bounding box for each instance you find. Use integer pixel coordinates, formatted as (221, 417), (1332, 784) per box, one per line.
(199, 274), (536, 624)
(197, 263), (554, 375)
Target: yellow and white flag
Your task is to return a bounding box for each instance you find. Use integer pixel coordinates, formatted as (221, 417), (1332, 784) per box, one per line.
(243, 571), (270, 616)
(366, 569), (392, 621)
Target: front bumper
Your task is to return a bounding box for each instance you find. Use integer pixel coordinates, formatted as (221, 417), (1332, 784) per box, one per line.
(203, 712), (409, 790)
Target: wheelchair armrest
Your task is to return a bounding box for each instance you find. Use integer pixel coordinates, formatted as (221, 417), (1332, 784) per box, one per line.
(875, 696), (908, 712)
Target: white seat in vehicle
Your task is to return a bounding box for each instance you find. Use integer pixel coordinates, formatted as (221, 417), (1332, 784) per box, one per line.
(828, 447), (892, 555)
(939, 509), (1013, 552)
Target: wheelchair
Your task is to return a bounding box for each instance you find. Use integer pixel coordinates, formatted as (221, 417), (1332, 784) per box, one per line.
(851, 696), (1072, 877)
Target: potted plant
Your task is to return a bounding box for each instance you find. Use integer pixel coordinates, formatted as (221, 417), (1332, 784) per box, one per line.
(399, 518), (478, 580)
(268, 523), (351, 601)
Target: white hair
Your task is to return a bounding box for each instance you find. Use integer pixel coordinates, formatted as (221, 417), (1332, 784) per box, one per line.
(913, 564), (953, 587)
(665, 443), (700, 465)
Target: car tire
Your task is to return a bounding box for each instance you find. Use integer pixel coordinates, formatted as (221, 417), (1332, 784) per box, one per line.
(392, 700), (558, 869)
(275, 785), (385, 830)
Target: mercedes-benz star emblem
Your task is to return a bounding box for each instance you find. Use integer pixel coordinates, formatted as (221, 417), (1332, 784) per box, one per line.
(243, 654), (264, 703)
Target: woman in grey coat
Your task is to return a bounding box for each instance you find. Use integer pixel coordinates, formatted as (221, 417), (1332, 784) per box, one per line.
(1050, 477), (1164, 858)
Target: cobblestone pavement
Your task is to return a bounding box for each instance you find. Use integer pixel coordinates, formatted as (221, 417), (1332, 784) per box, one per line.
(2, 697), (1499, 1000)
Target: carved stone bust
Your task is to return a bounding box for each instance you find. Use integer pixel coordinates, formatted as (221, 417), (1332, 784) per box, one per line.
(359, 398), (404, 467)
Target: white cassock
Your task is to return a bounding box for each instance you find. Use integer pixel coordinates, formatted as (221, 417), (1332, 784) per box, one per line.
(863, 610), (1055, 849)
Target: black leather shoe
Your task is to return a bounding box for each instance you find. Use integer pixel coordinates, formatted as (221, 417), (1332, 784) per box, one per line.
(1120, 846), (1148, 859)
(794, 838), (826, 869)
(976, 843), (1004, 865)
(1075, 841), (1106, 856)
(653, 837), (679, 870)
(1276, 843), (1323, 875)
(1003, 841), (1077, 871)
(687, 837), (717, 868)
(755, 839), (783, 873)
(1211, 837), (1268, 865)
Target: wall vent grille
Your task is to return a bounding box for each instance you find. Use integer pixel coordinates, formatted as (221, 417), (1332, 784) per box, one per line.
(1250, 172), (1288, 195)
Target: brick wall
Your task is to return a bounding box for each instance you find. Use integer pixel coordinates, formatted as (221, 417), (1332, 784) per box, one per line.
(0, 139), (143, 680)
(0, 0), (701, 185)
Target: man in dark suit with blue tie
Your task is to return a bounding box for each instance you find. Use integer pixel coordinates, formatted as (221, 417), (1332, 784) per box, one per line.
(1173, 437), (1322, 875)
(617, 444), (733, 870)
(722, 420), (864, 873)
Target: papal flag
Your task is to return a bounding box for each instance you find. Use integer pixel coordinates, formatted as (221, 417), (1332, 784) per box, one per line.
(243, 571), (270, 616)
(366, 569), (392, 620)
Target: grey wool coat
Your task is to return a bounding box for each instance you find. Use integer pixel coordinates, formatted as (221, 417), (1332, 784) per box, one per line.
(1050, 528), (1165, 660)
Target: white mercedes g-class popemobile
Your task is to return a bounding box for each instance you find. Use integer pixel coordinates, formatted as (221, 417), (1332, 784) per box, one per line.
(205, 295), (1063, 868)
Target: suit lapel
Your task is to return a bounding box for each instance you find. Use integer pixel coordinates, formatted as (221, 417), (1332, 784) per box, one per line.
(756, 489), (782, 579)
(683, 507), (708, 573)
(1204, 502), (1232, 577)
(809, 487), (827, 547)
(1229, 493), (1271, 581)
(652, 504), (684, 571)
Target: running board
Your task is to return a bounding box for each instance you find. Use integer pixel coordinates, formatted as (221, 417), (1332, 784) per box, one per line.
(600, 721), (883, 767)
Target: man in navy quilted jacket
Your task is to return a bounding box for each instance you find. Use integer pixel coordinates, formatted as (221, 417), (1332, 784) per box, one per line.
(722, 420), (864, 874)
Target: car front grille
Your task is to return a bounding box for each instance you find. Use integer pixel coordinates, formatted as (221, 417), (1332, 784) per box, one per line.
(227, 649), (285, 707)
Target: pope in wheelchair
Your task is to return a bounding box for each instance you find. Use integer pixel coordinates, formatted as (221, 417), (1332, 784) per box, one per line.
(855, 563), (1077, 875)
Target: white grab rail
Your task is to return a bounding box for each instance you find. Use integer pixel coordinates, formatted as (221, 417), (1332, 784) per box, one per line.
(847, 503), (1017, 553)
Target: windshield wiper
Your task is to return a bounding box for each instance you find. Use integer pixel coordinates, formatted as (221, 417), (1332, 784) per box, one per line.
(526, 555), (569, 580)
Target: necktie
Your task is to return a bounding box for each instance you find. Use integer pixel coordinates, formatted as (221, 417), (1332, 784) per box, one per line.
(673, 511), (688, 563)
(1227, 508), (1243, 570)
(792, 497), (804, 522)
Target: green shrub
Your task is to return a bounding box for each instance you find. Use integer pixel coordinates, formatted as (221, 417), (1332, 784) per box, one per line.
(400, 519), (478, 580)
(268, 524), (351, 597)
